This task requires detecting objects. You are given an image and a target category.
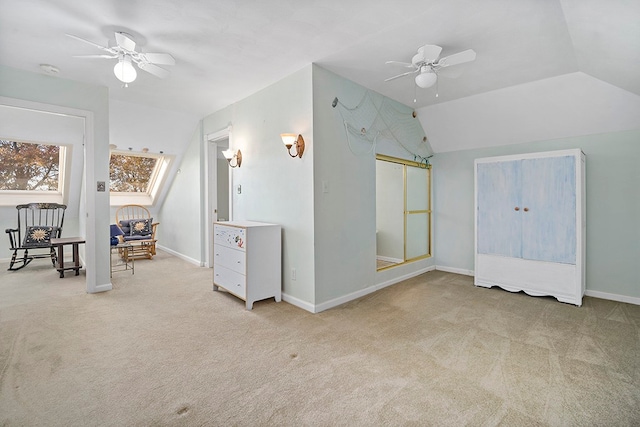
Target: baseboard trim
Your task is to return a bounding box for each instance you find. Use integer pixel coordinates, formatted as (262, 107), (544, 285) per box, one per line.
(91, 282), (112, 293)
(156, 245), (202, 266)
(585, 290), (640, 306)
(281, 293), (316, 313)
(313, 265), (437, 313)
(375, 265), (437, 291)
(435, 265), (475, 276)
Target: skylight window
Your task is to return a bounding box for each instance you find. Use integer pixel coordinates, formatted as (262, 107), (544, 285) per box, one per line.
(0, 139), (68, 205)
(109, 150), (173, 206)
(109, 153), (157, 192)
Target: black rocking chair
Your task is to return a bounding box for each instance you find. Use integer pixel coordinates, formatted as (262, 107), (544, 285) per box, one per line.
(5, 203), (66, 271)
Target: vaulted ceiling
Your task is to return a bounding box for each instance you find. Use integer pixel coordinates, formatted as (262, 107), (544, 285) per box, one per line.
(1, 0), (638, 117)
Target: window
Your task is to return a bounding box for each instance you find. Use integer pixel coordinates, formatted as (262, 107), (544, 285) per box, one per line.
(110, 153), (158, 192)
(0, 139), (69, 205)
(109, 150), (173, 206)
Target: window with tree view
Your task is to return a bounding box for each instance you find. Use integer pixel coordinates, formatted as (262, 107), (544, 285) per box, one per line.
(0, 140), (61, 191)
(109, 150), (173, 206)
(109, 153), (158, 193)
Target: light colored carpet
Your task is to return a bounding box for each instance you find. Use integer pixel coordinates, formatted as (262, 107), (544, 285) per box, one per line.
(1, 251), (639, 426)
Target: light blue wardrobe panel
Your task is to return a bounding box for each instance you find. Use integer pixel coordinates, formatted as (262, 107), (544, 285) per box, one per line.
(521, 156), (576, 264)
(477, 161), (522, 258)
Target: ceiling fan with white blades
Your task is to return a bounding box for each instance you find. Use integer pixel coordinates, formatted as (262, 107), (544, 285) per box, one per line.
(67, 32), (175, 86)
(385, 44), (476, 92)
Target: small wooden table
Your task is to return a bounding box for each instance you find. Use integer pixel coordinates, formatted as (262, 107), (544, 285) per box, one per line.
(50, 237), (85, 278)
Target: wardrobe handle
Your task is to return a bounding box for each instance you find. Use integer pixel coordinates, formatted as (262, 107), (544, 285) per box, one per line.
(514, 207), (520, 211)
(523, 207), (529, 212)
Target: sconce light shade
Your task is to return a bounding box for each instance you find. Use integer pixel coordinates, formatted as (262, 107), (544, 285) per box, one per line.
(281, 133), (305, 158)
(114, 55), (137, 83)
(222, 148), (242, 168)
(415, 71), (437, 88)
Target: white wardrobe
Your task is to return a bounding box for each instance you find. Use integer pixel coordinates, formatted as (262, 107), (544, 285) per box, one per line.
(474, 149), (585, 306)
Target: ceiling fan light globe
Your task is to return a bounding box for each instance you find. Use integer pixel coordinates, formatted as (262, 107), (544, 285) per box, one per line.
(113, 57), (137, 83)
(415, 72), (437, 88)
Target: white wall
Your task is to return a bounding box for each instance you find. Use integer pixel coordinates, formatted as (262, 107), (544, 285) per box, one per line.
(0, 104), (84, 259)
(157, 125), (204, 265)
(108, 99), (201, 216)
(0, 65), (110, 293)
(198, 67), (317, 307)
(419, 72), (640, 153)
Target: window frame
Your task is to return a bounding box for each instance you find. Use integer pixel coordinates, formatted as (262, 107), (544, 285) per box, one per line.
(109, 149), (173, 207)
(0, 139), (71, 206)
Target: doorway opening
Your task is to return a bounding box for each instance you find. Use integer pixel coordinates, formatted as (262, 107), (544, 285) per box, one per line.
(204, 128), (232, 267)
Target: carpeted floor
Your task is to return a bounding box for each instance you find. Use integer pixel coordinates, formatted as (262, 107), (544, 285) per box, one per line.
(1, 251), (639, 426)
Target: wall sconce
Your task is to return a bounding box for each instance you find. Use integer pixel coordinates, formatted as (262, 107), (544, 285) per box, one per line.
(222, 148), (242, 168)
(281, 133), (305, 159)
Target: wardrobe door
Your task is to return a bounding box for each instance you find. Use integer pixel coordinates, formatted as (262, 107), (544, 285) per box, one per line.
(521, 156), (576, 264)
(476, 160), (522, 258)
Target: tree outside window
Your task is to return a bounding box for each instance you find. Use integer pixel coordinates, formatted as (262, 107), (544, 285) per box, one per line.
(109, 153), (158, 192)
(0, 140), (60, 191)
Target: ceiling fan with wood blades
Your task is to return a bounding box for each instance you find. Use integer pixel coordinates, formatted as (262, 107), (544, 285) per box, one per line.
(67, 32), (175, 86)
(385, 44), (476, 89)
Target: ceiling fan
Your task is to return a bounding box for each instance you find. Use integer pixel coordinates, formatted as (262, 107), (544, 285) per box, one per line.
(67, 32), (175, 86)
(385, 44), (476, 89)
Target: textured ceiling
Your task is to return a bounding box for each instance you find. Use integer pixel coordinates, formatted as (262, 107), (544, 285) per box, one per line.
(0, 0), (638, 117)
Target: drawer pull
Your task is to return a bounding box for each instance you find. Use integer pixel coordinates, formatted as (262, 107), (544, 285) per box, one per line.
(514, 207), (520, 211)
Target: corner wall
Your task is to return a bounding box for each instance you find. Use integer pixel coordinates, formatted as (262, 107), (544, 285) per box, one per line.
(312, 65), (435, 310)
(200, 66), (316, 308)
(433, 129), (640, 301)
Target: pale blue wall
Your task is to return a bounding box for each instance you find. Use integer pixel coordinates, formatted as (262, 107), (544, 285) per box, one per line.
(434, 129), (640, 299)
(312, 65), (435, 307)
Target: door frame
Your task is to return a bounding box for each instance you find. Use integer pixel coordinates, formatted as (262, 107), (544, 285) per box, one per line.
(204, 126), (232, 268)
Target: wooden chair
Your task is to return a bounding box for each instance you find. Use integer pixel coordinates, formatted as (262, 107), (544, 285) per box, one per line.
(115, 204), (158, 260)
(5, 203), (66, 271)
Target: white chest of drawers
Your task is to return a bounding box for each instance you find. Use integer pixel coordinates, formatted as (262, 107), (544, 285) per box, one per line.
(213, 221), (281, 310)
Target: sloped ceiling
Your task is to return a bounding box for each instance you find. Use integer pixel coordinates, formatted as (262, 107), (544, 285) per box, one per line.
(0, 0), (638, 118)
